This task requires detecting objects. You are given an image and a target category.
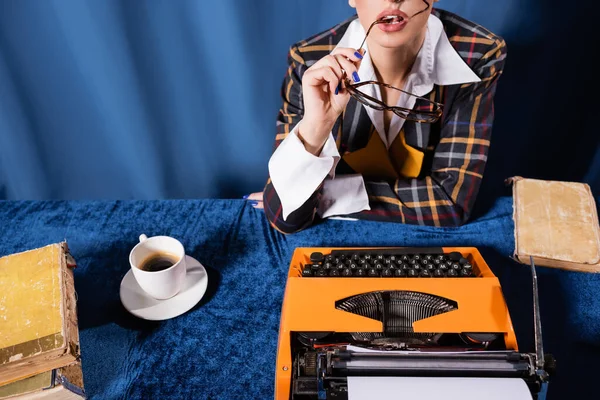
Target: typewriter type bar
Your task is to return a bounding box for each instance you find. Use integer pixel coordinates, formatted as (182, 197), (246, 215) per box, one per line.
(275, 247), (539, 400)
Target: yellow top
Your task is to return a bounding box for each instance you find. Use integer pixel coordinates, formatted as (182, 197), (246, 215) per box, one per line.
(342, 128), (424, 180)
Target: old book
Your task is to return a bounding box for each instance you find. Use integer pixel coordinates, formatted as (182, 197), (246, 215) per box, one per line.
(0, 361), (85, 399)
(0, 243), (80, 386)
(508, 177), (600, 272)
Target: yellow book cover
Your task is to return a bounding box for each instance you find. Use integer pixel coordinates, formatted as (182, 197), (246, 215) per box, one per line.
(0, 243), (80, 386)
(508, 177), (600, 273)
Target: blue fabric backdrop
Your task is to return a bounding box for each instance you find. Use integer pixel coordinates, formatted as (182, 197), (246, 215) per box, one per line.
(0, 0), (598, 202)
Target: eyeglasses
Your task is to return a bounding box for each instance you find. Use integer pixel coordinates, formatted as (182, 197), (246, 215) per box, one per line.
(344, 1), (443, 124)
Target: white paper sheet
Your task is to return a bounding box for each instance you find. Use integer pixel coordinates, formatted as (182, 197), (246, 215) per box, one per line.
(347, 377), (532, 400)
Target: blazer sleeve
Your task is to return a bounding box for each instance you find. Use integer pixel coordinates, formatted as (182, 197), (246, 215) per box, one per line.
(358, 38), (507, 226)
(262, 45), (325, 234)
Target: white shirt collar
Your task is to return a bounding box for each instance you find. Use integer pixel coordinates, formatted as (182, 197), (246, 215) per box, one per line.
(333, 14), (481, 147)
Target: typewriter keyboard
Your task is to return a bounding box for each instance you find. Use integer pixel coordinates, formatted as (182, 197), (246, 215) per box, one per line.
(301, 249), (476, 278)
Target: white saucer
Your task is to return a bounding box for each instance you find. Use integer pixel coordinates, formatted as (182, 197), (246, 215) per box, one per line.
(120, 255), (208, 321)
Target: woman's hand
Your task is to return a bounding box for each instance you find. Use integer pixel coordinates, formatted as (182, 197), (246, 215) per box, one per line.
(299, 48), (364, 155)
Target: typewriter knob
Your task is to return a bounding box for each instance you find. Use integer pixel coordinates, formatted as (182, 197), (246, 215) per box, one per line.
(298, 332), (331, 348)
(544, 354), (557, 376)
(310, 252), (324, 263)
(461, 333), (501, 344)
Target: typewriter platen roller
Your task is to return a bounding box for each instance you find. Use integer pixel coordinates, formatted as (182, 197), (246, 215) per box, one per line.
(274, 247), (555, 400)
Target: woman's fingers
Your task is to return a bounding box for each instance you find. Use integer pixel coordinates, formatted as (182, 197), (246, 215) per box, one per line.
(303, 65), (342, 95)
(331, 47), (364, 63)
(247, 192), (262, 201)
(332, 54), (361, 85)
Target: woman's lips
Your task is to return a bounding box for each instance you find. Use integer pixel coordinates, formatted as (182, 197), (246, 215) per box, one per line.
(377, 16), (408, 33)
(375, 10), (410, 33)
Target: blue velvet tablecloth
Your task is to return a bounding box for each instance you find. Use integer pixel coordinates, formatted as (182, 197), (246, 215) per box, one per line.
(0, 198), (598, 399)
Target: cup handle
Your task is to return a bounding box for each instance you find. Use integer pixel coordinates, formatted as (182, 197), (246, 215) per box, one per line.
(139, 234), (148, 243)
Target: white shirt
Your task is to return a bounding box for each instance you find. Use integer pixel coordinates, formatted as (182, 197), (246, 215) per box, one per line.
(268, 14), (481, 221)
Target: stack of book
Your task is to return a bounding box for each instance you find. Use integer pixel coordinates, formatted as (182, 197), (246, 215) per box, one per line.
(0, 242), (85, 399)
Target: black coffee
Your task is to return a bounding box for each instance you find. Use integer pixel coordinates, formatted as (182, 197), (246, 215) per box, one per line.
(139, 252), (180, 272)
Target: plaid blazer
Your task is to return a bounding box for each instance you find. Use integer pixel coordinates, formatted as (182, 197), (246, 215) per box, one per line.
(263, 8), (507, 234)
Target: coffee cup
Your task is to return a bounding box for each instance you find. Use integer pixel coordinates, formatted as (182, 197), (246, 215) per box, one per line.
(129, 234), (187, 300)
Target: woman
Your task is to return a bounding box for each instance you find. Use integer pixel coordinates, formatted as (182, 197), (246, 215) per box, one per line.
(258, 0), (506, 233)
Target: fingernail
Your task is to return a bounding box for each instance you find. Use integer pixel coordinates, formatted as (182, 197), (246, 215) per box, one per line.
(249, 200), (258, 206)
(242, 194), (249, 199)
(354, 51), (363, 59)
(352, 72), (360, 82)
(335, 83), (340, 95)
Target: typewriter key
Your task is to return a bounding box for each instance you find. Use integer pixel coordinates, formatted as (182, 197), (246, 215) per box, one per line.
(355, 269), (366, 277)
(382, 269), (393, 277)
(368, 268), (379, 277)
(310, 252), (324, 263)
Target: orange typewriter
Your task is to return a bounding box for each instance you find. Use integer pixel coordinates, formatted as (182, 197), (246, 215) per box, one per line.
(274, 247), (554, 400)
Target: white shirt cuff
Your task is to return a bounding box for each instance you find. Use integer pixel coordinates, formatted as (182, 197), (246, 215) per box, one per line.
(268, 122), (340, 220)
(318, 174), (370, 219)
